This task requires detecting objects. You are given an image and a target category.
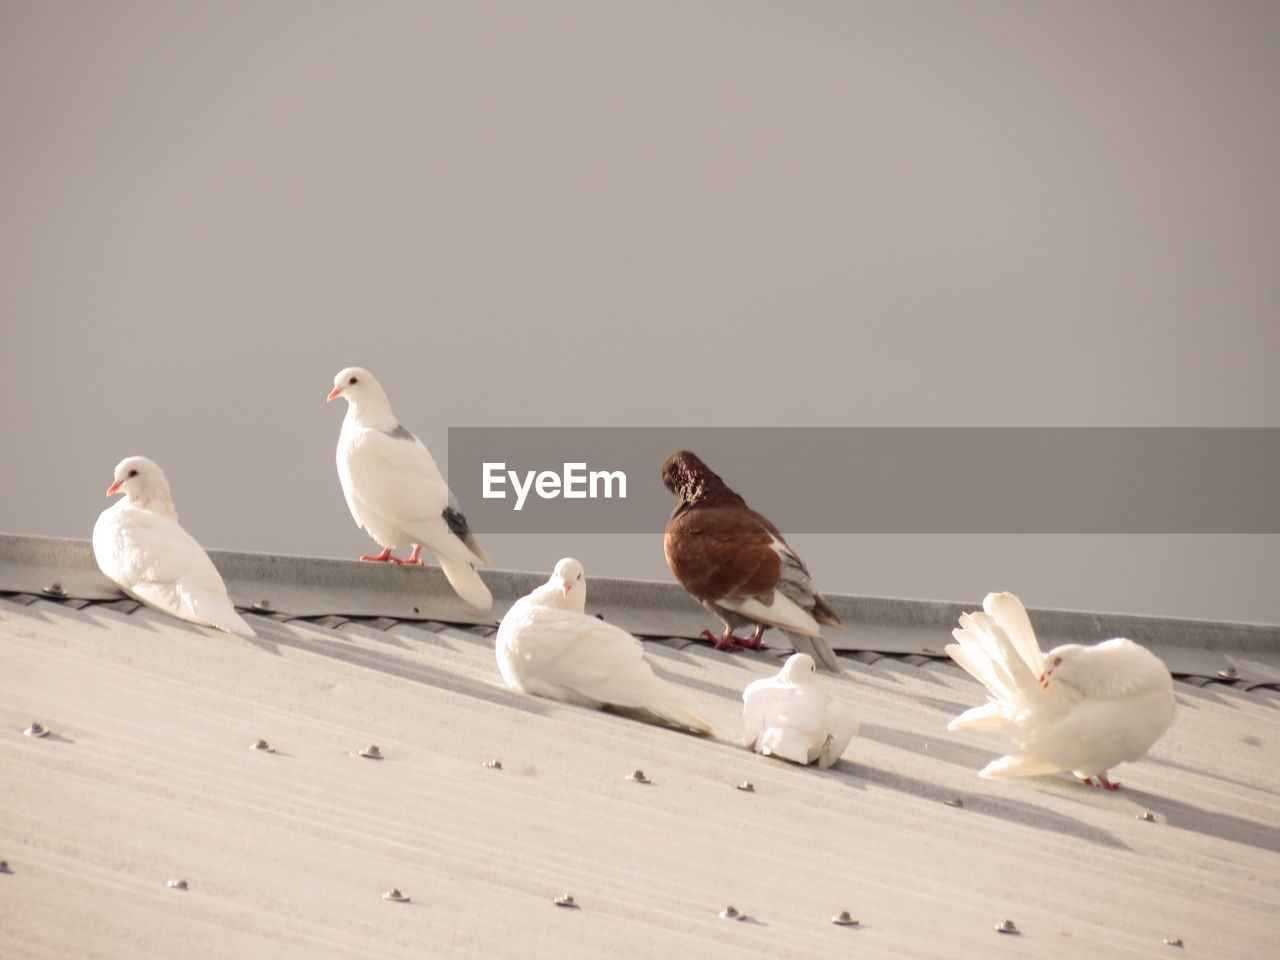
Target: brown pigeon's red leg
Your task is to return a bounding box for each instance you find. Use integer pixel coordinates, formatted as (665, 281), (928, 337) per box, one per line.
(738, 624), (767, 651)
(701, 629), (745, 651)
(361, 547), (397, 562)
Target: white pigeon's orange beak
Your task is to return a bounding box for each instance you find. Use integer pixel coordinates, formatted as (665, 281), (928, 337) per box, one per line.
(326, 386), (342, 402)
(562, 581), (573, 597)
(106, 480), (123, 497)
(1038, 671), (1049, 689)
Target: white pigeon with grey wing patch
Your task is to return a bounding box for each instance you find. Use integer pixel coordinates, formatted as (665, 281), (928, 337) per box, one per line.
(946, 591), (1176, 790)
(496, 559), (715, 735)
(741, 653), (858, 767)
(327, 366), (492, 610)
(92, 456), (255, 637)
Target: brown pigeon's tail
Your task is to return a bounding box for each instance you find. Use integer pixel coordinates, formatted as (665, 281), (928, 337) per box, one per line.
(784, 630), (844, 674)
(812, 593), (842, 630)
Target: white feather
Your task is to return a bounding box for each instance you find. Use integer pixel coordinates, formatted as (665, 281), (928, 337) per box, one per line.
(330, 367), (491, 609)
(496, 561), (714, 736)
(742, 654), (858, 768)
(92, 457), (254, 638)
(946, 592), (1176, 785)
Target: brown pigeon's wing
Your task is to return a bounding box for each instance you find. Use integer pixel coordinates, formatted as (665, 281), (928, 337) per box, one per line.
(664, 506), (782, 602)
(746, 508), (843, 629)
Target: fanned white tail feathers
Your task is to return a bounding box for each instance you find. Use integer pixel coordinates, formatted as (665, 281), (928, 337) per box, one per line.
(945, 593), (1049, 733)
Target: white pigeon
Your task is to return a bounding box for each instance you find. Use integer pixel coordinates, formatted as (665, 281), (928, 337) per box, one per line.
(945, 591), (1176, 790)
(327, 366), (492, 610)
(496, 559), (716, 736)
(92, 456), (255, 638)
(741, 653), (859, 767)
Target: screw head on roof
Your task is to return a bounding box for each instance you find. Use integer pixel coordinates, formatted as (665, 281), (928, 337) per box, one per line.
(1218, 666), (1238, 680)
(42, 583), (68, 597)
(250, 739), (274, 752)
(626, 769), (650, 783)
(720, 905), (745, 920)
(23, 722), (49, 738)
(735, 781), (755, 792)
(1164, 936), (1184, 947)
(251, 600), (274, 613)
(167, 878), (188, 890)
(359, 745), (383, 759)
(1137, 811), (1156, 822)
(554, 894), (578, 908)
(0, 860), (12, 874)
(832, 910), (859, 926)
(995, 919), (1019, 935)
(945, 798), (964, 808)
(484, 759), (502, 769)
(383, 888), (410, 902)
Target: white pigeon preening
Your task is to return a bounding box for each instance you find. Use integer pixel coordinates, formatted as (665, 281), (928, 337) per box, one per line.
(741, 653), (859, 767)
(92, 456), (255, 638)
(496, 559), (716, 736)
(945, 591), (1176, 790)
(327, 366), (492, 610)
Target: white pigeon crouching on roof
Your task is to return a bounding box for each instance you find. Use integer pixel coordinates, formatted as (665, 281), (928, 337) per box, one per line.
(741, 653), (858, 767)
(945, 591), (1176, 790)
(327, 366), (492, 610)
(92, 456), (255, 638)
(496, 559), (716, 736)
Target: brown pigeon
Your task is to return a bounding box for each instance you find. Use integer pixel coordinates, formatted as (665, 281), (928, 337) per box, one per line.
(661, 450), (844, 673)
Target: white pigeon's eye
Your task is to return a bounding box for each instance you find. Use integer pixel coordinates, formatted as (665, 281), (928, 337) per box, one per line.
(1052, 656), (1063, 667)
(128, 469), (139, 478)
(348, 376), (358, 385)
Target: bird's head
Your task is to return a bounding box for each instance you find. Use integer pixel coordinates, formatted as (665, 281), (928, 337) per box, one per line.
(327, 367), (383, 406)
(106, 456), (173, 507)
(552, 557), (585, 600)
(1041, 639), (1169, 699)
(779, 652), (818, 683)
(661, 450), (712, 499)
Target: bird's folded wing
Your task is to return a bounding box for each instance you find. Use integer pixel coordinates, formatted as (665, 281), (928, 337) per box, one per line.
(345, 428), (450, 527)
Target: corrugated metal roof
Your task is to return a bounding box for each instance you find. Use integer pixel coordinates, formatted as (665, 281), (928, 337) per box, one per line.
(3, 534), (1279, 959)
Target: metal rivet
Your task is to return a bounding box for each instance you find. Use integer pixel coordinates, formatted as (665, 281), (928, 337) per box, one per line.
(250, 739), (274, 752)
(23, 722), (49, 738)
(167, 878), (188, 890)
(251, 600), (274, 613)
(383, 888), (410, 902)
(1218, 666), (1238, 680)
(832, 910), (859, 926)
(995, 919), (1019, 934)
(42, 583), (68, 597)
(484, 759), (502, 769)
(735, 781), (755, 792)
(0, 861), (12, 874)
(1138, 811), (1156, 822)
(626, 769), (650, 783)
(1164, 936), (1184, 947)
(720, 905), (745, 920)
(945, 798), (964, 808)
(554, 894), (578, 908)
(411, 606), (420, 614)
(359, 745), (383, 759)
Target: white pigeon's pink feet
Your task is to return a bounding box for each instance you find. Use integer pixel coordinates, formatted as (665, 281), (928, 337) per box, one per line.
(1081, 775), (1123, 791)
(402, 545), (426, 566)
(360, 548), (401, 563)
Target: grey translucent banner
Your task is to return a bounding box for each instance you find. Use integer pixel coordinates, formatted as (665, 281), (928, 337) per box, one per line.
(447, 428), (1280, 534)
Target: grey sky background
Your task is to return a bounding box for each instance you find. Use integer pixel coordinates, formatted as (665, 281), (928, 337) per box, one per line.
(2, 1), (1277, 623)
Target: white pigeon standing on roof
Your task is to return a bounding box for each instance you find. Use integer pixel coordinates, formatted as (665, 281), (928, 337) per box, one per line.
(945, 591), (1176, 790)
(327, 366), (492, 610)
(92, 456), (255, 638)
(741, 653), (859, 767)
(495, 559), (716, 736)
